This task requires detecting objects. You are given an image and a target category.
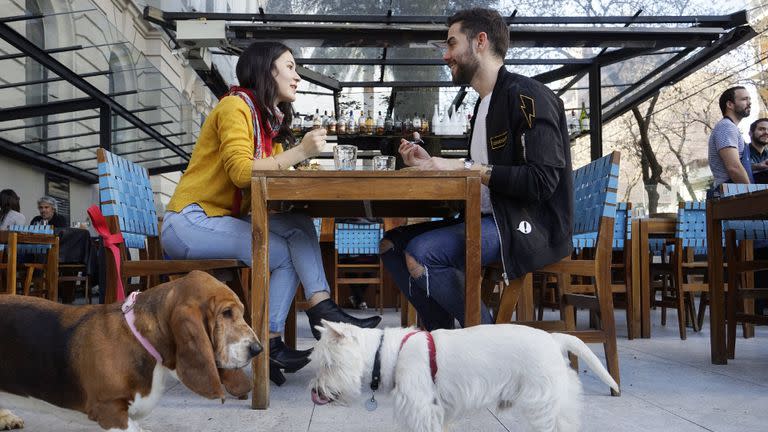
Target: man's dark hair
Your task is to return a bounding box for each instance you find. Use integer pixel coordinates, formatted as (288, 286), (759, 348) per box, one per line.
(719, 86), (746, 116)
(447, 8), (509, 59)
(750, 117), (768, 135)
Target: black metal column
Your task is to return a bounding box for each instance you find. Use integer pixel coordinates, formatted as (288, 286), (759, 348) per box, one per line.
(589, 63), (603, 161)
(100, 105), (112, 151)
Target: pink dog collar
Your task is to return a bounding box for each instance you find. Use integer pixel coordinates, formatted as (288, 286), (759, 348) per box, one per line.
(122, 291), (163, 364)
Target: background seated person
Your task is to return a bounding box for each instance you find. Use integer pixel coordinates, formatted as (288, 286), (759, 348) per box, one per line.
(30, 196), (67, 228)
(0, 189), (26, 230)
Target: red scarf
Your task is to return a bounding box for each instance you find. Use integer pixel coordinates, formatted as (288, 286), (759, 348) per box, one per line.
(223, 86), (284, 216)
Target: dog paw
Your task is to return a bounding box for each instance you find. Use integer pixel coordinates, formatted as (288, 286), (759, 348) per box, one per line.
(0, 409), (24, 430)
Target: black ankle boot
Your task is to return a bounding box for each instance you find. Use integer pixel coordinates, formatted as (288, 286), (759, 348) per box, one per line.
(306, 298), (382, 340)
(270, 361), (286, 386)
(269, 336), (312, 373)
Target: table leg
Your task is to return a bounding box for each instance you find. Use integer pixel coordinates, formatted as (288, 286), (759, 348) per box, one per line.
(464, 177), (482, 326)
(251, 178), (271, 408)
(640, 222), (651, 338)
(630, 221), (641, 339)
(706, 204), (727, 364)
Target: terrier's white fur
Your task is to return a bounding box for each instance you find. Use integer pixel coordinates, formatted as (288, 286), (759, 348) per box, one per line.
(310, 321), (619, 432)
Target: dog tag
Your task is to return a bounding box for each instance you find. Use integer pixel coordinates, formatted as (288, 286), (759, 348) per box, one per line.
(365, 395), (378, 412)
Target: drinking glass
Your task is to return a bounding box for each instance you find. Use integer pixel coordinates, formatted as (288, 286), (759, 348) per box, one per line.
(372, 155), (395, 171)
(334, 145), (357, 170)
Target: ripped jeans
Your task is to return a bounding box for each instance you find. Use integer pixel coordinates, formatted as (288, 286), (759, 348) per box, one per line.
(380, 216), (499, 330)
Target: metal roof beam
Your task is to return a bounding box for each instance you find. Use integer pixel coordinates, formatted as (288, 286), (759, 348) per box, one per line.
(0, 69), (111, 90)
(297, 65), (341, 91)
(296, 58), (593, 66)
(228, 24), (726, 49)
(602, 25), (757, 124)
(0, 137), (97, 183)
(0, 105), (159, 133)
(0, 22), (189, 161)
(0, 97), (100, 121)
(148, 8), (746, 28)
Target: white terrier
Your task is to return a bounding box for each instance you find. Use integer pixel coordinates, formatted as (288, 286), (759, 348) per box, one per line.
(310, 320), (619, 432)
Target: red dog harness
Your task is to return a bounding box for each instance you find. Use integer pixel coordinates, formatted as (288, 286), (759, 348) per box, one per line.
(400, 330), (438, 382)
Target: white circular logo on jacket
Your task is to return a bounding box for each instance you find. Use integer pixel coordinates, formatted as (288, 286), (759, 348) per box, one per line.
(517, 221), (532, 234)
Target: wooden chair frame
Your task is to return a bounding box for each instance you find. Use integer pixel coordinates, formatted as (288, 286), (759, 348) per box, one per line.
(494, 151), (621, 395)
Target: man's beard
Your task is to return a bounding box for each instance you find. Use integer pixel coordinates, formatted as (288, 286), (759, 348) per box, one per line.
(451, 54), (480, 86)
(735, 106), (750, 118)
(753, 135), (768, 148)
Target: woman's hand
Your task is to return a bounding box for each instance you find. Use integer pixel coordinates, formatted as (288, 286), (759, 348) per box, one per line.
(298, 128), (327, 159)
(398, 138), (430, 167)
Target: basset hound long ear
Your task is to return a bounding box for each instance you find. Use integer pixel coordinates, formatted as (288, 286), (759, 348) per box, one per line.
(219, 368), (251, 399)
(171, 302), (225, 400)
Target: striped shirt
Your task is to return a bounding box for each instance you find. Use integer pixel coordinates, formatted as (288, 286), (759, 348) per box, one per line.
(708, 118), (746, 188)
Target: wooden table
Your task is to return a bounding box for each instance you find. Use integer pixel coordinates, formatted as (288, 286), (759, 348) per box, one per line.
(630, 216), (677, 339)
(249, 169), (482, 409)
(706, 189), (768, 364)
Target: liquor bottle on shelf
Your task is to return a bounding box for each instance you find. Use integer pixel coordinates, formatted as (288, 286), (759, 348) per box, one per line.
(321, 110), (329, 129)
(420, 113), (429, 135)
(292, 113), (303, 134)
(404, 115), (413, 134)
(328, 113), (337, 135)
(394, 115), (402, 135)
(412, 112), (422, 134)
(358, 110), (367, 135)
(347, 110), (357, 134)
(568, 110), (579, 135)
(431, 105), (439, 136)
(384, 111), (393, 134)
(302, 111), (313, 132)
(375, 111), (384, 135)
(365, 110), (374, 136)
(579, 102), (590, 133)
(312, 109), (322, 130)
(337, 113), (346, 135)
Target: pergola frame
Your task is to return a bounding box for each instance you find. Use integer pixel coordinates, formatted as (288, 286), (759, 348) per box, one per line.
(0, 7), (757, 181)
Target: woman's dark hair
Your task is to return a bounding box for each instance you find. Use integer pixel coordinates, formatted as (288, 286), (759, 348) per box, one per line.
(0, 189), (21, 226)
(236, 41), (295, 146)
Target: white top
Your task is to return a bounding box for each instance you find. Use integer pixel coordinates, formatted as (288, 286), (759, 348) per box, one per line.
(0, 210), (26, 230)
(470, 93), (493, 214)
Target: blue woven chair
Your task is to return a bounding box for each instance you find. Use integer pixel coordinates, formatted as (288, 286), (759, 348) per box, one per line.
(719, 183), (768, 358)
(0, 224), (59, 300)
(495, 151), (621, 395)
(95, 148), (247, 304)
(657, 201), (709, 340)
(333, 221), (385, 314)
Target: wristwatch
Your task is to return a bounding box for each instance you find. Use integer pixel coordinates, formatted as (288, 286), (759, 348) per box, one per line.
(463, 158), (475, 170)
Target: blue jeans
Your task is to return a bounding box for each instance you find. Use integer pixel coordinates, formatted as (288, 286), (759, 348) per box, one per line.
(161, 204), (329, 333)
(381, 216), (499, 329)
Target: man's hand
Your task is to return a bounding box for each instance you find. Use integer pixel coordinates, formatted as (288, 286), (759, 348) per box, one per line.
(398, 138), (430, 167)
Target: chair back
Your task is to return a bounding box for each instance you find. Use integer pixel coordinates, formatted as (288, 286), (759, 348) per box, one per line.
(676, 201), (707, 255)
(612, 202), (632, 250)
(97, 148), (158, 249)
(5, 224), (54, 255)
(571, 151), (621, 249)
(335, 222), (383, 255)
(720, 184), (768, 241)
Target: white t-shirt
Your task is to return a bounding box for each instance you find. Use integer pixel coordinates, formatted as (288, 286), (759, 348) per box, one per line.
(0, 210), (26, 230)
(470, 93), (492, 214)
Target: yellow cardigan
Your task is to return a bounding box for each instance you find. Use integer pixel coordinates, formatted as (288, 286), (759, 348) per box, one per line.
(167, 95), (259, 217)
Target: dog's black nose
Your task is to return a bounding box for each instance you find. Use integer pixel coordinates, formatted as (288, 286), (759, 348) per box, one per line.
(249, 341), (263, 358)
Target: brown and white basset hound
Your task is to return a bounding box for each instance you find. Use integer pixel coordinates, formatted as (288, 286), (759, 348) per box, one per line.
(0, 270), (261, 431)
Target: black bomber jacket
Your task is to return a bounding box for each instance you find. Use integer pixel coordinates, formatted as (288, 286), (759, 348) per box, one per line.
(473, 66), (574, 281)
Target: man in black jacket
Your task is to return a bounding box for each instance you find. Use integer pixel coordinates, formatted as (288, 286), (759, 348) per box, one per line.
(30, 196), (68, 228)
(380, 7), (573, 330)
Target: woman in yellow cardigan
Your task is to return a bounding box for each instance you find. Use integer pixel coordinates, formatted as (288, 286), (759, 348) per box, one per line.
(161, 42), (381, 386)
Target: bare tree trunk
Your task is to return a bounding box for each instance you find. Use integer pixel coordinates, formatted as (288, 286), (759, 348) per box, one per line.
(632, 93), (669, 214)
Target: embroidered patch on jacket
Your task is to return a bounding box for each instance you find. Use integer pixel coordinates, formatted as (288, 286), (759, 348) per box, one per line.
(490, 131), (508, 150)
(520, 94), (536, 128)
